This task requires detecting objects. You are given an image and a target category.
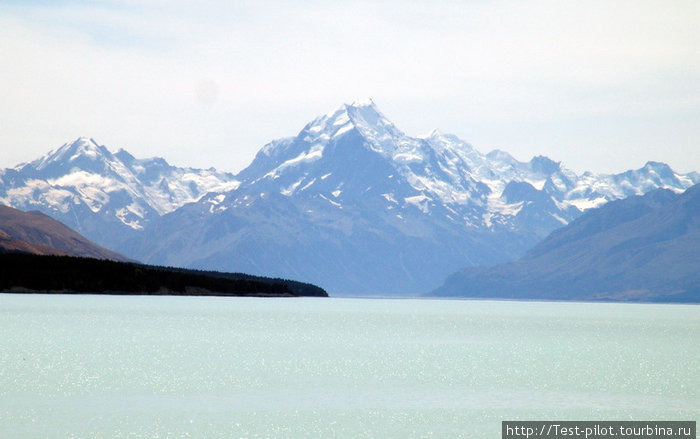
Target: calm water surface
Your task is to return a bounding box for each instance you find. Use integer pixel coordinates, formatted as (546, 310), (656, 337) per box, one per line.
(0, 294), (698, 438)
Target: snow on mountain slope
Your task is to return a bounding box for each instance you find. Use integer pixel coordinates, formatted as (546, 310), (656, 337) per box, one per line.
(240, 100), (492, 220)
(121, 100), (698, 295)
(239, 100), (695, 239)
(0, 137), (238, 249)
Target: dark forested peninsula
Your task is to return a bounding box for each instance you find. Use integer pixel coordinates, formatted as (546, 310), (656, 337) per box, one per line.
(0, 252), (328, 297)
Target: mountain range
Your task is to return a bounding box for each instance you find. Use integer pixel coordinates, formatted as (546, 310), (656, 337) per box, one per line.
(429, 184), (700, 302)
(0, 137), (238, 248)
(2, 100), (698, 295)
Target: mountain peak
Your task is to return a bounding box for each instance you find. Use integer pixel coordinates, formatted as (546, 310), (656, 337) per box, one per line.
(66, 137), (106, 157)
(59, 136), (103, 152)
(424, 129), (469, 146)
(28, 137), (113, 173)
(298, 99), (402, 149)
(341, 99), (405, 152)
(486, 149), (517, 163)
(529, 155), (561, 175)
(346, 97), (377, 109)
(63, 137), (102, 152)
(643, 161), (673, 174)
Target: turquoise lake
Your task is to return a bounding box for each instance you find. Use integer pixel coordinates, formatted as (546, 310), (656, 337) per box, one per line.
(1, 294), (698, 438)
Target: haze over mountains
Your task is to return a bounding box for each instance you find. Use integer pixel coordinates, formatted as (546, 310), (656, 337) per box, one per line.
(1, 100), (698, 295)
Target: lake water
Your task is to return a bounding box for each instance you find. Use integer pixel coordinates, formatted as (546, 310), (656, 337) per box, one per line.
(1, 294), (698, 439)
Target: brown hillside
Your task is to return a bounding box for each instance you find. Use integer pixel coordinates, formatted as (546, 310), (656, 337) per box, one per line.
(0, 205), (131, 261)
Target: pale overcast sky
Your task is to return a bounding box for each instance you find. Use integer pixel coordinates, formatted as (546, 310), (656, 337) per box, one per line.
(1, 0), (698, 174)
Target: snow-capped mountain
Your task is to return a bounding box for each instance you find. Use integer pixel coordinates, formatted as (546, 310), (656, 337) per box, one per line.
(0, 137), (238, 249)
(2, 101), (696, 294)
(115, 100), (698, 294)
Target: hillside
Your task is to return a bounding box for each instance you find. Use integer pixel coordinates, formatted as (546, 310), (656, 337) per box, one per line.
(0, 205), (130, 261)
(429, 184), (700, 302)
